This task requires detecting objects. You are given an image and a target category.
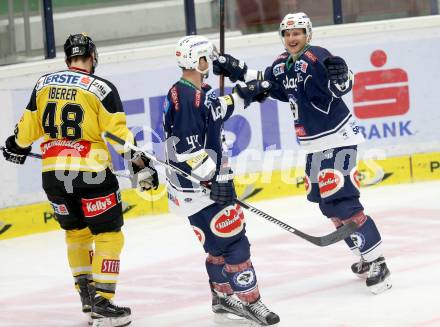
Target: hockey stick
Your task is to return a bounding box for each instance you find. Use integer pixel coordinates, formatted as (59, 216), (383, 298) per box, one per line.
(104, 131), (358, 247)
(219, 0), (225, 96)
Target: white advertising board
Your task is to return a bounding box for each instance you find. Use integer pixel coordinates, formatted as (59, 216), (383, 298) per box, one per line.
(0, 17), (439, 207)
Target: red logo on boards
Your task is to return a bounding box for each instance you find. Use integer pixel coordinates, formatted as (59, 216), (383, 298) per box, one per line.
(101, 259), (120, 274)
(353, 50), (409, 119)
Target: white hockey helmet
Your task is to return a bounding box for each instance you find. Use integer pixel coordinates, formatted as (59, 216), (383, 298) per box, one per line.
(175, 35), (215, 74)
(279, 12), (313, 44)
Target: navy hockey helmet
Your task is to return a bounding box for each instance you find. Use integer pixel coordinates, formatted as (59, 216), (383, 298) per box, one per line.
(64, 33), (98, 71)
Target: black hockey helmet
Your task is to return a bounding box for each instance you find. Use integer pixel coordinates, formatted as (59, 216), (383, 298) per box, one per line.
(64, 33), (98, 72)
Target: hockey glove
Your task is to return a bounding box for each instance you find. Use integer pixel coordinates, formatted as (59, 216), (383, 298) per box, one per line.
(130, 152), (159, 191)
(324, 56), (349, 85)
(209, 171), (237, 206)
(2, 135), (32, 165)
(233, 80), (272, 108)
(213, 54), (248, 82)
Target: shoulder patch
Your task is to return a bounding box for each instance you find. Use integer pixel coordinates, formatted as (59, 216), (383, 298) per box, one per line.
(35, 76), (46, 91)
(304, 50), (318, 63)
(273, 63), (285, 77)
(170, 86), (179, 111)
(89, 79), (111, 100)
(276, 53), (289, 61)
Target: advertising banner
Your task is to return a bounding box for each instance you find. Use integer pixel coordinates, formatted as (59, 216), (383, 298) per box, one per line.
(0, 21), (440, 208)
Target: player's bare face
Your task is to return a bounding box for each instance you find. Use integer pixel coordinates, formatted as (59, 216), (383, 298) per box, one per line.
(198, 57), (209, 72)
(284, 29), (307, 55)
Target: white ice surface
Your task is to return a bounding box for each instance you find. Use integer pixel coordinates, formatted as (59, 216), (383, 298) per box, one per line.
(1, 181), (440, 327)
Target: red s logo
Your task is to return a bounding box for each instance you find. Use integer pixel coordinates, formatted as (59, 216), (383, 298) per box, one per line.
(353, 50), (409, 119)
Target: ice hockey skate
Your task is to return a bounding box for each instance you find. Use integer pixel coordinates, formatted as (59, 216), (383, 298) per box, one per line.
(366, 256), (392, 294)
(242, 298), (280, 326)
(91, 295), (131, 327)
(77, 278), (93, 325)
(351, 257), (371, 278)
(211, 285), (247, 324)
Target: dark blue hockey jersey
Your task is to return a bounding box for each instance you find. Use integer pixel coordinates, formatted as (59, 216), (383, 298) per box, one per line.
(261, 45), (364, 152)
(163, 79), (234, 192)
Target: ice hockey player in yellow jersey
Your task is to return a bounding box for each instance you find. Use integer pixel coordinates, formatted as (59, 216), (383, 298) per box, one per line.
(2, 33), (158, 327)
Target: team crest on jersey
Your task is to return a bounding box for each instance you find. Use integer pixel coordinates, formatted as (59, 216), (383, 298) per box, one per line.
(318, 169), (344, 198)
(294, 60), (308, 73)
(350, 167), (361, 190)
(210, 204), (244, 238)
(192, 226), (205, 245)
(295, 125), (307, 137)
(273, 63), (285, 77)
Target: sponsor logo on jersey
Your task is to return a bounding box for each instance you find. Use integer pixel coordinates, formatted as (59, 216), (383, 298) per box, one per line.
(273, 63), (285, 77)
(101, 259), (120, 274)
(233, 268), (255, 288)
(194, 90), (201, 108)
(283, 76), (297, 89)
(304, 174), (311, 196)
(41, 139), (91, 159)
(81, 192), (119, 217)
(350, 167), (361, 190)
(303, 50), (317, 63)
(170, 86), (179, 111)
(210, 204), (244, 238)
(50, 202), (69, 215)
(294, 60), (308, 73)
(90, 80), (109, 99)
(192, 225), (205, 245)
(318, 169), (345, 198)
(79, 76), (92, 88)
(168, 192), (180, 206)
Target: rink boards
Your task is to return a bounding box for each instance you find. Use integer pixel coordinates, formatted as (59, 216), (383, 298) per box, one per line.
(1, 151), (438, 240)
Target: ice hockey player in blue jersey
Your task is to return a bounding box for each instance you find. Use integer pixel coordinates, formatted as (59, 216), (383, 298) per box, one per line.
(212, 12), (391, 295)
(163, 35), (280, 325)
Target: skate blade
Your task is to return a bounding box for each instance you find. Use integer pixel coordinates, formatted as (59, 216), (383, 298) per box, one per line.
(214, 313), (248, 325)
(92, 316), (131, 327)
(369, 276), (392, 295)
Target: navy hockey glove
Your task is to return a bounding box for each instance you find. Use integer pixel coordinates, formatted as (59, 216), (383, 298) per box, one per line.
(2, 135), (32, 165)
(324, 56), (349, 85)
(130, 152), (159, 191)
(233, 80), (272, 108)
(213, 54), (248, 82)
(209, 170), (236, 206)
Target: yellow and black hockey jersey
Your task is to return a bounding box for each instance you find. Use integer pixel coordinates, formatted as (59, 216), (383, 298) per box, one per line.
(15, 68), (133, 172)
